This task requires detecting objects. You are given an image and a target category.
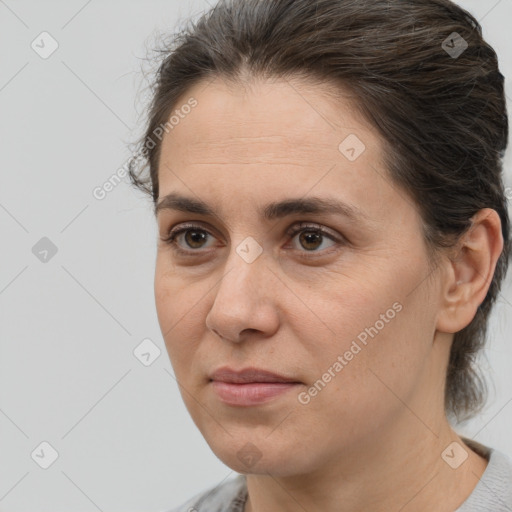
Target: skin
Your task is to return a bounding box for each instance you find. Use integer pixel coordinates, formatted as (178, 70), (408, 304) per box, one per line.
(154, 76), (503, 512)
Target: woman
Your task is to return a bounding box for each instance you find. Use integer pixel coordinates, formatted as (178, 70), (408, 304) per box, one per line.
(129, 0), (512, 510)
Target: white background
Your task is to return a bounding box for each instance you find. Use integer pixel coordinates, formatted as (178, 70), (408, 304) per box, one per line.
(0, 1), (511, 511)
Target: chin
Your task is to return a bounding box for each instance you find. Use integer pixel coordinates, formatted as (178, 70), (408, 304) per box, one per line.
(205, 434), (316, 477)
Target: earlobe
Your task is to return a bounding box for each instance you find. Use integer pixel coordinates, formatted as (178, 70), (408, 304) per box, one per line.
(436, 208), (503, 334)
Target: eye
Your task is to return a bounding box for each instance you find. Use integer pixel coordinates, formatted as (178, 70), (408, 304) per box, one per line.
(161, 222), (344, 258)
(161, 224), (217, 255)
(285, 222), (341, 257)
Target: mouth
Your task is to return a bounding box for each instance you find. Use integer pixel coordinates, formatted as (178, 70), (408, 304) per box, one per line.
(209, 366), (302, 406)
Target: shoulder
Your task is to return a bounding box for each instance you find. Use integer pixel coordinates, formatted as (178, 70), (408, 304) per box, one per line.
(165, 474), (248, 512)
(456, 441), (512, 512)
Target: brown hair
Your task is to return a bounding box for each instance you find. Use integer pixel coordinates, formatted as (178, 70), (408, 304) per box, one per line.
(128, 0), (510, 421)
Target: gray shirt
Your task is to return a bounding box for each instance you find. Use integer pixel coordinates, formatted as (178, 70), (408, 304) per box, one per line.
(168, 443), (512, 512)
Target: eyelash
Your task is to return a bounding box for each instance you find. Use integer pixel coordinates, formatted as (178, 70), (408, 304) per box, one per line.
(161, 222), (345, 259)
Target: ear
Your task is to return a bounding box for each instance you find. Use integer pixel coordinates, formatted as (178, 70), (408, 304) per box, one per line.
(436, 208), (504, 334)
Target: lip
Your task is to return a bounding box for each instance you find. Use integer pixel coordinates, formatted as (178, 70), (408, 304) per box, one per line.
(209, 366), (302, 406)
(209, 366), (300, 384)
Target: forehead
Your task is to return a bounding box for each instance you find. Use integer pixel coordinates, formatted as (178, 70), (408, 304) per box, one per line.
(162, 77), (380, 159)
(156, 76), (414, 229)
(158, 76), (385, 177)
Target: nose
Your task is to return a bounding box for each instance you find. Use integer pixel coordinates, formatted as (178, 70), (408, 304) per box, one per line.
(205, 247), (280, 343)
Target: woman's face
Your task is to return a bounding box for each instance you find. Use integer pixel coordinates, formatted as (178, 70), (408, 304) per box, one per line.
(154, 77), (447, 476)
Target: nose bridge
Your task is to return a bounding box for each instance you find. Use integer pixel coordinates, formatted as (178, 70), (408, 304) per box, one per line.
(217, 236), (267, 304)
(206, 236), (278, 340)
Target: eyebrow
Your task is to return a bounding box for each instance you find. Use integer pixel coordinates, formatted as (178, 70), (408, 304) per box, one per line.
(155, 192), (369, 223)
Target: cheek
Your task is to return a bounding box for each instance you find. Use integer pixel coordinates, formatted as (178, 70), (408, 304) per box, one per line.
(297, 260), (434, 409)
(300, 267), (401, 360)
(154, 269), (203, 370)
(293, 309), (430, 451)
(154, 256), (197, 330)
